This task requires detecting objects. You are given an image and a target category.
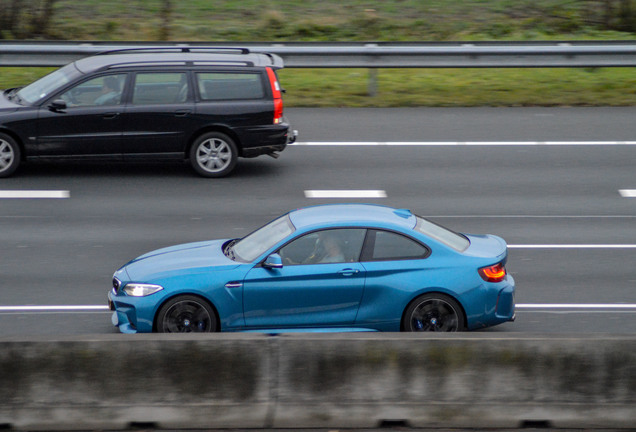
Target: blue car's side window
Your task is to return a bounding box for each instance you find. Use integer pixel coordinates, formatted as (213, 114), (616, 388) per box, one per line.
(362, 230), (430, 261)
(279, 228), (366, 265)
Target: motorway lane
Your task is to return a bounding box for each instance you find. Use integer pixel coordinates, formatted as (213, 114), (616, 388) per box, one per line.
(0, 107), (635, 335)
(289, 106), (636, 142)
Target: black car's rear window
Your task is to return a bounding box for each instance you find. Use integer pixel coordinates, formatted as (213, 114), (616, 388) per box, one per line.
(196, 72), (264, 100)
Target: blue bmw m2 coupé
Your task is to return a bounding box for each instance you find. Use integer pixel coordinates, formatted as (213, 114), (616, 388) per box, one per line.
(109, 204), (515, 333)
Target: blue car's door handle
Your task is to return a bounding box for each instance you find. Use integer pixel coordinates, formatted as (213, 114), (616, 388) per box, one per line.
(338, 268), (359, 276)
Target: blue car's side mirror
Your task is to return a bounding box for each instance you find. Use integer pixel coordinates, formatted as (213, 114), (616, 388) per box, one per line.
(263, 253), (283, 269)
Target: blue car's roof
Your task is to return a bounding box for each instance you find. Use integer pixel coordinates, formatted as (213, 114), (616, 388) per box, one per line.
(288, 204), (417, 232)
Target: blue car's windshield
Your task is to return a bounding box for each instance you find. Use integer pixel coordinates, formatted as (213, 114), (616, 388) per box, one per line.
(414, 216), (470, 252)
(17, 63), (82, 104)
(232, 214), (295, 262)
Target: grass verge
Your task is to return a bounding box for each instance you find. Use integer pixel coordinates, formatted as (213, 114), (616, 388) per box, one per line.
(1, 67), (634, 107)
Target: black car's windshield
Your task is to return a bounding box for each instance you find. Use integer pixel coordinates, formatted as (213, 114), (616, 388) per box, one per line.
(231, 215), (295, 262)
(17, 63), (82, 104)
(414, 216), (470, 252)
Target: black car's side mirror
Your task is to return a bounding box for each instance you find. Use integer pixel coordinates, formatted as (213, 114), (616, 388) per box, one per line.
(48, 99), (67, 112)
(263, 253), (283, 269)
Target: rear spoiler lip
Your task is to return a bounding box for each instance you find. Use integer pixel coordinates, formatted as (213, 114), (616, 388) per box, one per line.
(462, 233), (508, 261)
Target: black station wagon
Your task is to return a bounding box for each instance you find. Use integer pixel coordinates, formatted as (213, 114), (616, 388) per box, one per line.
(0, 47), (297, 177)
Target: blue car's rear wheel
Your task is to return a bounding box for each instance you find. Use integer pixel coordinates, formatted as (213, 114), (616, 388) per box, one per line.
(156, 295), (218, 333)
(402, 293), (465, 332)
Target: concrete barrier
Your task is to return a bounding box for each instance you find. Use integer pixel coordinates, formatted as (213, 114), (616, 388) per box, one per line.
(0, 334), (634, 430)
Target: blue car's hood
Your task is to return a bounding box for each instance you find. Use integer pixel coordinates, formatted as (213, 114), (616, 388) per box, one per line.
(124, 239), (240, 281)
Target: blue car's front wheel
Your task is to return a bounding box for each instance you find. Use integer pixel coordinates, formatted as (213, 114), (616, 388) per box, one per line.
(156, 295), (218, 333)
(402, 293), (465, 332)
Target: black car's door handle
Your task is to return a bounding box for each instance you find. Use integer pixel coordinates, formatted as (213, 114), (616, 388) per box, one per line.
(174, 110), (191, 117)
(102, 112), (120, 119)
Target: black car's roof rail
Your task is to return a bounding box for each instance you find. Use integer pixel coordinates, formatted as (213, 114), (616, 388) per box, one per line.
(105, 60), (256, 69)
(96, 46), (251, 56)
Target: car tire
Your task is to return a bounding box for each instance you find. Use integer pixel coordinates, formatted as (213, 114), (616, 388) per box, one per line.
(189, 132), (238, 178)
(402, 293), (465, 332)
(156, 295), (218, 333)
(0, 133), (21, 178)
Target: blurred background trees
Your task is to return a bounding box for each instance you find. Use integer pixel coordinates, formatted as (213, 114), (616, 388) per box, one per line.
(0, 0), (58, 39)
(0, 0), (634, 41)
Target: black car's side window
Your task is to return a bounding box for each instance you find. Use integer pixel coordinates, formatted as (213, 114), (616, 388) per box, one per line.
(132, 73), (189, 105)
(196, 72), (265, 101)
(59, 74), (126, 107)
(279, 229), (367, 266)
(362, 230), (430, 261)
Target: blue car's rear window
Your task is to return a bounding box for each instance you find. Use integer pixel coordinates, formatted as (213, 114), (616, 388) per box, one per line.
(414, 216), (470, 252)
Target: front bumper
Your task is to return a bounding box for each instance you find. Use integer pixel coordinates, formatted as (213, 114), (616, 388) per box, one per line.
(108, 290), (149, 334)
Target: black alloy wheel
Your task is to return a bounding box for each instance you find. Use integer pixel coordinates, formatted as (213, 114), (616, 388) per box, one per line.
(156, 295), (218, 333)
(402, 293), (465, 332)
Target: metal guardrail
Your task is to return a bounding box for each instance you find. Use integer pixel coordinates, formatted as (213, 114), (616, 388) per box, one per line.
(1, 41), (636, 68)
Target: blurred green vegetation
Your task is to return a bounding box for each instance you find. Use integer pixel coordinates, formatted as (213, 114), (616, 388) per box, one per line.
(0, 0), (635, 106)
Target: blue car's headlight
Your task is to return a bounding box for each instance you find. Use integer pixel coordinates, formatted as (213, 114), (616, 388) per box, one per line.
(123, 283), (164, 297)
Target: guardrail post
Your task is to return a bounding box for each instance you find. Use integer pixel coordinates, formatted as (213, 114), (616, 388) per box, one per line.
(368, 68), (378, 97)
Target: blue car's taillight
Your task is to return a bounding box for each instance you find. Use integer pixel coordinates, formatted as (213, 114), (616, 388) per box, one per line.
(478, 262), (507, 283)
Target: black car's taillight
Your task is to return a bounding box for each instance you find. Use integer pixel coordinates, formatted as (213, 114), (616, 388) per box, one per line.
(478, 262), (507, 283)
(266, 67), (283, 124)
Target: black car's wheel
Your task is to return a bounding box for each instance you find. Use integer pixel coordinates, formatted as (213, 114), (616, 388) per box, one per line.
(0, 133), (20, 178)
(189, 132), (238, 178)
(402, 293), (465, 332)
(156, 295), (218, 333)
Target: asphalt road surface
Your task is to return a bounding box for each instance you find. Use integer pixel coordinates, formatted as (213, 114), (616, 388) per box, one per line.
(1, 107), (635, 336)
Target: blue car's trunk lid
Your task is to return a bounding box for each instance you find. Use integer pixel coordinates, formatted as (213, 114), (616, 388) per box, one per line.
(462, 234), (508, 263)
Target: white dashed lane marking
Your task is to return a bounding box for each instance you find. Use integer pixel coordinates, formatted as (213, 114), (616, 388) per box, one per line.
(0, 305), (109, 312)
(305, 190), (387, 198)
(0, 190), (70, 199)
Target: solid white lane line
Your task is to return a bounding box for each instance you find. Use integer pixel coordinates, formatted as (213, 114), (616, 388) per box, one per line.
(509, 244), (636, 249)
(0, 305), (109, 311)
(0, 190), (70, 199)
(293, 141), (636, 146)
(517, 304), (636, 309)
(2, 304), (635, 314)
(619, 189), (636, 198)
(430, 215), (636, 218)
(305, 190), (387, 198)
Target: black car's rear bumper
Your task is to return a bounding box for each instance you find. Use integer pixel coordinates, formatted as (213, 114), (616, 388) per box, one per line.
(240, 121), (297, 158)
